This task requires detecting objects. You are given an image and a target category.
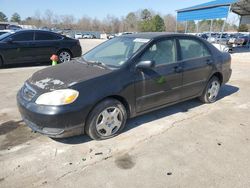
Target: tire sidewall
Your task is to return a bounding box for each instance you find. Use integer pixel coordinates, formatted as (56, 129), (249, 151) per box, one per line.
(204, 77), (221, 103)
(0, 56), (3, 68)
(86, 99), (127, 140)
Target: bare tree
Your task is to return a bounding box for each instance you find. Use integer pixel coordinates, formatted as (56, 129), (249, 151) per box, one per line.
(125, 12), (138, 32)
(60, 14), (75, 29)
(43, 9), (54, 27)
(164, 14), (176, 32)
(92, 18), (101, 31)
(78, 16), (92, 30)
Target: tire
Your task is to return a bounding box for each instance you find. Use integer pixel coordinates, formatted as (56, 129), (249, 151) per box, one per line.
(199, 76), (221, 103)
(0, 56), (3, 68)
(85, 98), (127, 140)
(57, 50), (72, 63)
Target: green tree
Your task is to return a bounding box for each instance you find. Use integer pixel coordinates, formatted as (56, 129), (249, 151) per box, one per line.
(10, 12), (21, 23)
(140, 9), (152, 21)
(139, 20), (153, 32)
(0, 12), (8, 22)
(151, 15), (165, 32)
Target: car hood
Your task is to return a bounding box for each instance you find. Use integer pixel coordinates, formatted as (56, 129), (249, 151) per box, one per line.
(28, 60), (112, 92)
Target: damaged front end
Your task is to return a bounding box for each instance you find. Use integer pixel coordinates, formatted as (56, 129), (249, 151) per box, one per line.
(16, 76), (86, 138)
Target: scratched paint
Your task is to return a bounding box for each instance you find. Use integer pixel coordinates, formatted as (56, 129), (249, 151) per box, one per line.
(32, 78), (65, 90)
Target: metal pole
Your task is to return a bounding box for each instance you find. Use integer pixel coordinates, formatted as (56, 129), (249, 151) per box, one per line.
(219, 5), (231, 49)
(248, 32), (250, 49)
(175, 12), (178, 33)
(176, 20), (178, 33)
(196, 21), (199, 33)
(210, 19), (214, 38)
(185, 21), (188, 33)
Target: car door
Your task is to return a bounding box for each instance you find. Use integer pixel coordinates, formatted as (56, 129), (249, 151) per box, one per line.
(33, 31), (62, 62)
(2, 31), (35, 64)
(134, 38), (183, 112)
(177, 37), (213, 99)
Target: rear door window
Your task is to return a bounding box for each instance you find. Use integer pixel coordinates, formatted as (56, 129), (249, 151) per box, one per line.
(11, 32), (34, 41)
(35, 32), (62, 41)
(179, 39), (211, 60)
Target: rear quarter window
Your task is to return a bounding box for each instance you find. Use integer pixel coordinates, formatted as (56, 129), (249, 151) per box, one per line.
(35, 32), (62, 41)
(179, 39), (211, 60)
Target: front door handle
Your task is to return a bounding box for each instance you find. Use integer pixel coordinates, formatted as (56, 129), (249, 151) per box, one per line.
(174, 66), (183, 73)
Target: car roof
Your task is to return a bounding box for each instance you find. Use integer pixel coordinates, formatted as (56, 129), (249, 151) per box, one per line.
(121, 32), (199, 39)
(12, 29), (60, 34)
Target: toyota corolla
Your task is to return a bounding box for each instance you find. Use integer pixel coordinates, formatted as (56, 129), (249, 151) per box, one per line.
(17, 33), (232, 140)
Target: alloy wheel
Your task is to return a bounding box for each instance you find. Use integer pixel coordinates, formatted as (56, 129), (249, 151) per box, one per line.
(96, 107), (123, 137)
(59, 51), (71, 63)
(207, 80), (220, 101)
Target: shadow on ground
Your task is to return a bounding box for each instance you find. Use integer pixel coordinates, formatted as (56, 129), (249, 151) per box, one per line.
(55, 84), (239, 145)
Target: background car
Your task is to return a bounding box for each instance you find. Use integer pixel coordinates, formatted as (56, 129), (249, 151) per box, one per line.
(82, 34), (93, 39)
(0, 29), (82, 67)
(74, 33), (83, 39)
(6, 25), (22, 30)
(0, 30), (13, 36)
(215, 33), (230, 45)
(228, 33), (248, 46)
(235, 35), (250, 46)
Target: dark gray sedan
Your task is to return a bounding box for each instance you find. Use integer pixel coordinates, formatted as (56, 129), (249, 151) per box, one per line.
(17, 33), (232, 140)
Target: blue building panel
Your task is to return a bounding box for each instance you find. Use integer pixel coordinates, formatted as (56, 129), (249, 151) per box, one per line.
(177, 6), (230, 21)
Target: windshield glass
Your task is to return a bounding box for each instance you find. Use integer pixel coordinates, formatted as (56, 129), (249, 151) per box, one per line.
(83, 37), (150, 68)
(0, 32), (13, 41)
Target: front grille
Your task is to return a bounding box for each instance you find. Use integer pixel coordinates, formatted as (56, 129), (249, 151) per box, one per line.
(22, 83), (37, 101)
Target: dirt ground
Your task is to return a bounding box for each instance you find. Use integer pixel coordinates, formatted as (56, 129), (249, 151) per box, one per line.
(0, 39), (250, 188)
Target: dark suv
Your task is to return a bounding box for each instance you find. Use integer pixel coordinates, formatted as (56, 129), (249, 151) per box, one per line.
(0, 30), (82, 66)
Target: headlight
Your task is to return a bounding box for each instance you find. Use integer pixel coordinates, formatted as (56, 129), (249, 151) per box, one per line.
(35, 89), (79, 106)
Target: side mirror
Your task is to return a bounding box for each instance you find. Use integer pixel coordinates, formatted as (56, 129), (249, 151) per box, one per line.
(5, 37), (14, 43)
(136, 60), (155, 70)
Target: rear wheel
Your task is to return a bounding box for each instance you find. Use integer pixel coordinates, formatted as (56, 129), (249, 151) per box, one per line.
(85, 98), (127, 140)
(0, 56), (3, 68)
(199, 76), (221, 103)
(58, 50), (71, 63)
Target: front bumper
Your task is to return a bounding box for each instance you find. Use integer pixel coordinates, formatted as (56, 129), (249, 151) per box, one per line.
(17, 89), (85, 138)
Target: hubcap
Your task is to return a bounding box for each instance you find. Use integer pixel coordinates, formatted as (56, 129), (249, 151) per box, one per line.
(59, 51), (71, 63)
(96, 107), (123, 137)
(207, 80), (220, 101)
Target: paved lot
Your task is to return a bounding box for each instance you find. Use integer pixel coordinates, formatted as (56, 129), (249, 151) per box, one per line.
(0, 39), (250, 188)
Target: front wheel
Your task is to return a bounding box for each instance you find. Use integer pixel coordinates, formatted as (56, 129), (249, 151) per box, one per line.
(199, 77), (221, 103)
(85, 99), (127, 140)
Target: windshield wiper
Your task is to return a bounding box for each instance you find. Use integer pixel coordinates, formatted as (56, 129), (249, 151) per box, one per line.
(88, 60), (110, 69)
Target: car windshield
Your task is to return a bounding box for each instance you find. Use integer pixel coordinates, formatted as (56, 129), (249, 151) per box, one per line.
(83, 37), (150, 68)
(0, 32), (12, 41)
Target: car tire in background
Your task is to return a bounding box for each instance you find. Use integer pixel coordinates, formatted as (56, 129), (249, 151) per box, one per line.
(0, 56), (3, 68)
(199, 76), (221, 103)
(57, 50), (72, 63)
(85, 98), (127, 140)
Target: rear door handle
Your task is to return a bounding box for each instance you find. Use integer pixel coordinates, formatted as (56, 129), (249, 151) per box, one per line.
(206, 59), (213, 65)
(174, 66), (183, 73)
